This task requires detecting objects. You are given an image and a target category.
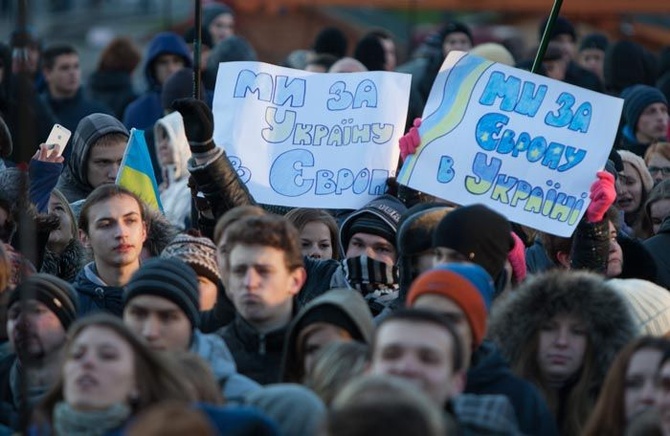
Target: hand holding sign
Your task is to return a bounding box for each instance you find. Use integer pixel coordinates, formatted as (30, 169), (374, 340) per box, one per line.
(399, 118), (422, 161)
(586, 171), (616, 223)
(172, 98), (215, 153)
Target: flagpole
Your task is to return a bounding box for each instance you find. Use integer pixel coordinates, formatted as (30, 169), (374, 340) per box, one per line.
(532, 0), (564, 74)
(193, 0), (202, 100)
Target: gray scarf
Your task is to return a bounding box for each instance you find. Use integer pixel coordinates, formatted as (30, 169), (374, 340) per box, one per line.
(53, 401), (131, 436)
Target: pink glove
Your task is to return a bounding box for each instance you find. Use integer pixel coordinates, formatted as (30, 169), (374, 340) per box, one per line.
(507, 231), (526, 285)
(586, 170), (616, 223)
(399, 118), (422, 161)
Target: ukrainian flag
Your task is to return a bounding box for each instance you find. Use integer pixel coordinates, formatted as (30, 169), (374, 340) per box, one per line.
(116, 128), (163, 212)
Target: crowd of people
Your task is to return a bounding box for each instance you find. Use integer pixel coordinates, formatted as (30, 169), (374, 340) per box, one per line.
(1, 1), (670, 435)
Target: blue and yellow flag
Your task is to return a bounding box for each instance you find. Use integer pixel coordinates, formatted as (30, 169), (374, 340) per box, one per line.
(116, 128), (163, 212)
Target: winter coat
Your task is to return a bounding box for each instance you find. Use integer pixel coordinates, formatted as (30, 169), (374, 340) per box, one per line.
(40, 240), (87, 283)
(154, 112), (191, 230)
(41, 88), (113, 159)
(189, 329), (261, 404)
(28, 159), (63, 213)
(56, 113), (129, 203)
(122, 32), (192, 130)
(72, 263), (125, 317)
(219, 315), (290, 386)
(87, 70), (137, 120)
(645, 217), (670, 289)
(187, 148), (257, 239)
(466, 341), (559, 436)
(488, 270), (637, 398)
(618, 124), (651, 157)
(281, 289), (374, 382)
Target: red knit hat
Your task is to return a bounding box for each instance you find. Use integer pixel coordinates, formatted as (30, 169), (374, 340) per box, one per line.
(406, 266), (488, 348)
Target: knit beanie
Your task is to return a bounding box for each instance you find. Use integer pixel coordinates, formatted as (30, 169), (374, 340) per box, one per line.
(202, 3), (234, 31)
(433, 204), (513, 280)
(579, 33), (608, 52)
(623, 85), (668, 133)
(607, 278), (670, 336)
(406, 263), (494, 348)
(124, 258), (200, 329)
(539, 16), (576, 41)
(161, 233), (221, 284)
(161, 68), (195, 111)
(9, 273), (79, 330)
(619, 150), (654, 194)
(470, 43), (514, 66)
(439, 21), (473, 46)
(339, 195), (407, 254)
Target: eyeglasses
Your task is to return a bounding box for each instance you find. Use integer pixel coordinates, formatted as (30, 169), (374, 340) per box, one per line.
(648, 166), (670, 176)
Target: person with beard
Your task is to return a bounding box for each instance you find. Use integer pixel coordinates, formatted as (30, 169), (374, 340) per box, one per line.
(0, 274), (78, 431)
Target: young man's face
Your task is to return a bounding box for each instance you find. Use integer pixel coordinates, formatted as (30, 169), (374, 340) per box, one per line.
(123, 295), (191, 351)
(578, 48), (605, 80)
(346, 232), (396, 265)
(411, 294), (474, 364)
(442, 32), (472, 57)
(44, 53), (80, 97)
(80, 194), (147, 270)
(154, 54), (185, 86)
(7, 300), (66, 361)
(227, 243), (305, 331)
(636, 103), (669, 143)
(369, 320), (463, 406)
(86, 138), (127, 188)
(551, 34), (576, 61)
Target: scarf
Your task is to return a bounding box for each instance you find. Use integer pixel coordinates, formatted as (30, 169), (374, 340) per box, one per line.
(53, 401), (131, 436)
(343, 255), (399, 315)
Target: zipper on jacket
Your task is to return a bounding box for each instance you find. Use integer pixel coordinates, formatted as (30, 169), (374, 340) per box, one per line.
(258, 333), (266, 355)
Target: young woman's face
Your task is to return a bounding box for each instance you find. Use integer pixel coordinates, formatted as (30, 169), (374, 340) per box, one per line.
(650, 199), (670, 235)
(606, 221), (623, 278)
(656, 360), (670, 435)
(48, 194), (74, 248)
(64, 326), (137, 411)
(299, 221), (333, 260)
(537, 313), (588, 386)
(625, 347), (663, 422)
(155, 125), (174, 167)
(617, 162), (644, 214)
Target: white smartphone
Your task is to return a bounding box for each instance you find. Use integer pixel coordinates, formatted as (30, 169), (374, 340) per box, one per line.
(45, 124), (72, 158)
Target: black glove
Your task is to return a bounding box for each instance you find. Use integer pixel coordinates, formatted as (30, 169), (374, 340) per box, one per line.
(172, 98), (215, 153)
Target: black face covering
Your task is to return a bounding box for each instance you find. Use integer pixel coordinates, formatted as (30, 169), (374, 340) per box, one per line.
(343, 255), (399, 315)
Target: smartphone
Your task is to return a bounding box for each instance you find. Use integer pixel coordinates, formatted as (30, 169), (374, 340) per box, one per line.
(45, 124), (72, 158)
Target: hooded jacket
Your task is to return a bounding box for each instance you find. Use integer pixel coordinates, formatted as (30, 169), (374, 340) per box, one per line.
(281, 289), (374, 382)
(644, 217), (670, 289)
(87, 70), (137, 120)
(72, 262), (125, 317)
(122, 32), (192, 130)
(154, 111), (191, 229)
(466, 341), (559, 436)
(488, 270), (636, 398)
(220, 314), (291, 386)
(55, 113), (129, 203)
(189, 329), (261, 404)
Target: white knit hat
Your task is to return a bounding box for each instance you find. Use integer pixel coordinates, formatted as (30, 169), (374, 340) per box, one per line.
(608, 278), (670, 336)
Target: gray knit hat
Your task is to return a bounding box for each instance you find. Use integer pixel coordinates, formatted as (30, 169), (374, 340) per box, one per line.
(161, 233), (221, 284)
(623, 85), (668, 133)
(9, 273), (79, 330)
(124, 258), (200, 329)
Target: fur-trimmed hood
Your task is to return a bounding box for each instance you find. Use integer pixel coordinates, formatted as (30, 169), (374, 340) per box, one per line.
(488, 270), (636, 389)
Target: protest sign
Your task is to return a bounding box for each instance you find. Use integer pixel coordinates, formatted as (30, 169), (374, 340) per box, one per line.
(397, 51), (623, 237)
(212, 62), (411, 209)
